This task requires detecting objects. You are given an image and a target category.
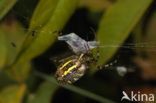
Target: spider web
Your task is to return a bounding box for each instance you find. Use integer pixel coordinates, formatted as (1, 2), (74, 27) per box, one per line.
(9, 0), (156, 55)
(7, 0), (156, 77)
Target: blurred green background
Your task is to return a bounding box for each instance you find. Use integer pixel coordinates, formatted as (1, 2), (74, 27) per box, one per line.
(0, 0), (156, 103)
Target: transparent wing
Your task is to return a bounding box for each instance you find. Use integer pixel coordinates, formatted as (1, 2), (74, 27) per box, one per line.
(58, 33), (99, 54)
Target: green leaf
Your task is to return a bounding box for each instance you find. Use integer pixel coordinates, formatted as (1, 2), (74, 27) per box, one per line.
(0, 19), (26, 70)
(29, 0), (59, 31)
(0, 19), (29, 81)
(0, 19), (26, 65)
(22, 0), (59, 51)
(0, 29), (7, 70)
(0, 0), (17, 20)
(11, 0), (79, 81)
(27, 81), (58, 103)
(0, 84), (26, 103)
(20, 0), (79, 60)
(0, 72), (16, 89)
(35, 72), (115, 103)
(79, 0), (114, 11)
(97, 0), (152, 65)
(7, 61), (31, 82)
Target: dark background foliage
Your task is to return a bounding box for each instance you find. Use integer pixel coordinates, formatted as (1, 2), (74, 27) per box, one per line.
(0, 0), (156, 103)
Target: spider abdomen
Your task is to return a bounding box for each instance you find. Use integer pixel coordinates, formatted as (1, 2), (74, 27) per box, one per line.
(55, 59), (86, 84)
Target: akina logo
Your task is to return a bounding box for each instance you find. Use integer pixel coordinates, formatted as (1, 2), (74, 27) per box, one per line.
(121, 91), (154, 102)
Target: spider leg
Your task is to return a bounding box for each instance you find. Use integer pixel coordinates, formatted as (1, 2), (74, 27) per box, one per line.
(50, 57), (58, 63)
(53, 30), (63, 36)
(92, 59), (101, 69)
(89, 27), (96, 40)
(95, 44), (100, 62)
(91, 53), (118, 70)
(89, 27), (99, 62)
(89, 56), (101, 69)
(98, 58), (118, 70)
